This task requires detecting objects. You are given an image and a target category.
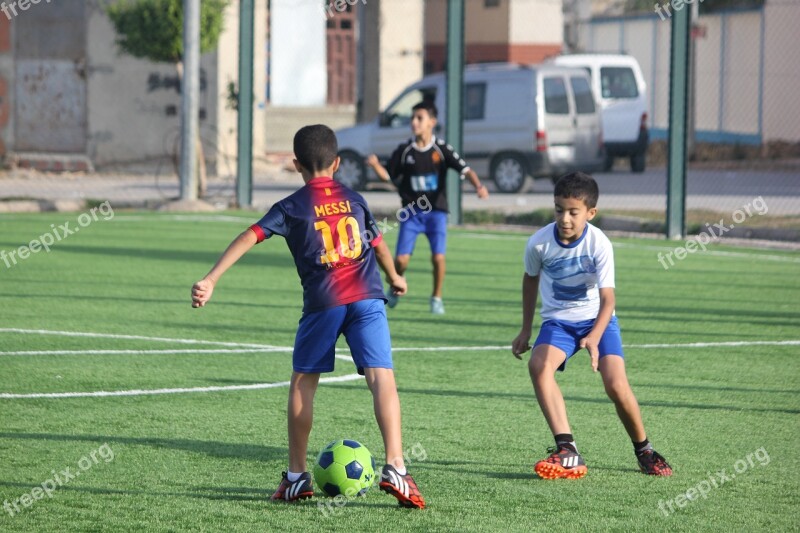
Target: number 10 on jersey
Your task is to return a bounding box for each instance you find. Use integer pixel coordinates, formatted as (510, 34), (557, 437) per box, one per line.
(314, 217), (363, 265)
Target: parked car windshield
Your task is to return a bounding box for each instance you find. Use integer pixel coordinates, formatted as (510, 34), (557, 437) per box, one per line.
(381, 87), (436, 127)
(600, 67), (638, 99)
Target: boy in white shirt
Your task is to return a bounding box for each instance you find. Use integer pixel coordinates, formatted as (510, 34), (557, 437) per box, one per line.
(512, 172), (672, 479)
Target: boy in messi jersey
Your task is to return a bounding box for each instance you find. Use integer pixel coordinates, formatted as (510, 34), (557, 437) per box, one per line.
(191, 125), (425, 509)
(511, 172), (672, 479)
(366, 101), (489, 315)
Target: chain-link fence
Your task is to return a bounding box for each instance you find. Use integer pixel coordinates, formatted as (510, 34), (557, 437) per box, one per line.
(0, 0), (797, 241)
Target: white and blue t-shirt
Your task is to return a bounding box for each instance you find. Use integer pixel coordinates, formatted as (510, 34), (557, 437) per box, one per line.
(524, 222), (615, 322)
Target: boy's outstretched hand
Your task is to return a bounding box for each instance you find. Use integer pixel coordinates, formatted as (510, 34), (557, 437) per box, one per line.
(191, 278), (215, 308)
(580, 336), (600, 372)
(511, 330), (532, 360)
(386, 274), (407, 297)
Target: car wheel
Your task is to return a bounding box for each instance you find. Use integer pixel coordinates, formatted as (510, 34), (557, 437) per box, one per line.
(334, 151), (367, 190)
(603, 153), (614, 172)
(630, 151), (646, 173)
(491, 154), (527, 193)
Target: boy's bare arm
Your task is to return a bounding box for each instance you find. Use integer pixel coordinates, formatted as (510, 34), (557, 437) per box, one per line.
(463, 169), (489, 199)
(191, 229), (258, 308)
(365, 154), (391, 182)
(373, 239), (407, 295)
(512, 273), (539, 358)
(580, 287), (616, 372)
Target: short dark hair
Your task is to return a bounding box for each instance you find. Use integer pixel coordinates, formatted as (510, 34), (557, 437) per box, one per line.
(412, 100), (438, 119)
(553, 172), (599, 208)
(293, 124), (338, 172)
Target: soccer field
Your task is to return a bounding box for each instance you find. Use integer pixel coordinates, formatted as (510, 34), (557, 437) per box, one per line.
(0, 211), (798, 532)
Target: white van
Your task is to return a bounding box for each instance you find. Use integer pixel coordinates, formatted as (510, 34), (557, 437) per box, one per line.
(334, 63), (604, 193)
(553, 54), (649, 173)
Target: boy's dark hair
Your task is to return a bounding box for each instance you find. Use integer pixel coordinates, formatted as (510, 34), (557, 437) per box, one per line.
(412, 100), (438, 119)
(553, 172), (599, 208)
(293, 124), (338, 172)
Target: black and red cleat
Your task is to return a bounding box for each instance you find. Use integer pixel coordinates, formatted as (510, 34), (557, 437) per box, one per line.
(637, 450), (673, 476)
(271, 471), (314, 502)
(534, 446), (588, 479)
(379, 464), (426, 509)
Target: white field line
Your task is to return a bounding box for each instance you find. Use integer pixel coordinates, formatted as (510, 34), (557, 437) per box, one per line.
(0, 328), (281, 349)
(1, 329), (797, 399)
(0, 348), (291, 356)
(0, 373), (363, 399)
(458, 232), (800, 263)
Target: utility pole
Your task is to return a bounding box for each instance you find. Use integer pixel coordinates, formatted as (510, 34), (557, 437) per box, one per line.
(179, 0), (200, 201)
(666, 0), (691, 239)
(445, 0), (465, 225)
(237, 0), (255, 208)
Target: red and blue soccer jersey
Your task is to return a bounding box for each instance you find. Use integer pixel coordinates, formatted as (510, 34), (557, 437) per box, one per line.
(249, 176), (386, 313)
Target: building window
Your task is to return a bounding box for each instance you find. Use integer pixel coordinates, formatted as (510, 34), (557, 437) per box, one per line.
(485, 0), (500, 7)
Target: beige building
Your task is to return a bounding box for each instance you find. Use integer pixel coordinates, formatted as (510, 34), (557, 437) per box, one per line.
(0, 0), (570, 169)
(0, 1), (265, 174)
(424, 0), (564, 73)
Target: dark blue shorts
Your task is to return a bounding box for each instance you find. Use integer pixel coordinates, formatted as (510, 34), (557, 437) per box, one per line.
(533, 316), (624, 371)
(396, 210), (448, 256)
(293, 298), (393, 374)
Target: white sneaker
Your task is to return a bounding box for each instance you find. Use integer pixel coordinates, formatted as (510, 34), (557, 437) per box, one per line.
(430, 297), (445, 315)
(386, 288), (399, 308)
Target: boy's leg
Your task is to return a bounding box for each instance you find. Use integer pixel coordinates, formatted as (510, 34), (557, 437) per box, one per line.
(395, 215), (424, 276)
(529, 344), (571, 435)
(389, 217), (420, 308)
(287, 371), (321, 473)
(598, 355), (645, 442)
(426, 211), (448, 311)
(395, 254), (411, 276)
(363, 367), (404, 469)
(343, 300), (425, 508)
(599, 355), (672, 476)
(528, 333), (587, 479)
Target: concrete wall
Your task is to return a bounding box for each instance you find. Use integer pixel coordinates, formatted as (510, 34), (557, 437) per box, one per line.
(359, 0), (424, 121)
(270, 0), (327, 106)
(763, 0), (800, 140)
(378, 0), (424, 108)
(86, 3), (219, 167)
(0, 0), (264, 173)
(576, 1), (800, 144)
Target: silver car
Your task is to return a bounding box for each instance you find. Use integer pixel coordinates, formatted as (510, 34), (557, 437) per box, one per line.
(335, 63), (604, 193)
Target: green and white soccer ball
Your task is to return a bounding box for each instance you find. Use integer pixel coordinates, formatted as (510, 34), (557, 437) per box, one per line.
(313, 439), (375, 498)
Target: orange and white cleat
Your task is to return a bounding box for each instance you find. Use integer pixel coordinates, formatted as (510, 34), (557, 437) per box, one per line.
(535, 446), (588, 479)
(379, 464), (426, 509)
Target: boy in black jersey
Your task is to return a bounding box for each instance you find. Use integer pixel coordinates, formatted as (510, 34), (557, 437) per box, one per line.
(367, 101), (489, 314)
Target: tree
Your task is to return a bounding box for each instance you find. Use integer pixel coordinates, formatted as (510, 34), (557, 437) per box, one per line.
(107, 0), (229, 197)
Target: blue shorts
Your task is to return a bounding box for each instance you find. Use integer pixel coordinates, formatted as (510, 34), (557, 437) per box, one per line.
(293, 298), (393, 374)
(396, 209), (448, 256)
(533, 316), (624, 371)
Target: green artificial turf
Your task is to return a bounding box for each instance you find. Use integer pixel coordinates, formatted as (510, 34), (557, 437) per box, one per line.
(0, 211), (798, 532)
